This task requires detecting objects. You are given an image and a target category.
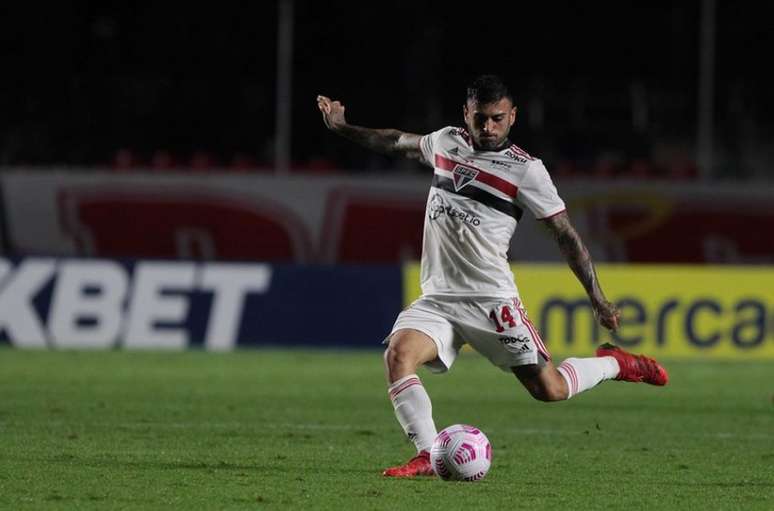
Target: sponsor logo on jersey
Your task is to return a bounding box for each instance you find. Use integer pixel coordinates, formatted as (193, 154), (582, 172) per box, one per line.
(499, 335), (530, 346)
(449, 128), (473, 145)
(452, 164), (479, 191)
(428, 193), (446, 220)
(504, 150), (528, 164)
(499, 335), (531, 353)
(490, 159), (512, 169)
(428, 193), (481, 226)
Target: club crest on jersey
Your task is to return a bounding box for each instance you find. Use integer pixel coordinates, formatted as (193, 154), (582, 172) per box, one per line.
(452, 164), (478, 191)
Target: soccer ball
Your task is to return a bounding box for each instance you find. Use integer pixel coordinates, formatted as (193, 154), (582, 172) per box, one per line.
(430, 424), (492, 481)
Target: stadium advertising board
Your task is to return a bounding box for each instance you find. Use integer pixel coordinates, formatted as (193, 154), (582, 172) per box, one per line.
(0, 258), (402, 350)
(404, 263), (774, 359)
(2, 171), (774, 265)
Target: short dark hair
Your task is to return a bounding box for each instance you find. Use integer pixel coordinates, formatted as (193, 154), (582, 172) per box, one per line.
(466, 75), (513, 105)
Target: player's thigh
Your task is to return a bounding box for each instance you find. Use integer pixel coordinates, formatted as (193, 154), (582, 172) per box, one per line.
(385, 298), (461, 374)
(386, 328), (439, 366)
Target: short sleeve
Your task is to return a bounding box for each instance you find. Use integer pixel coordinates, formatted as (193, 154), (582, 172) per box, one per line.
(419, 127), (450, 167)
(516, 159), (566, 219)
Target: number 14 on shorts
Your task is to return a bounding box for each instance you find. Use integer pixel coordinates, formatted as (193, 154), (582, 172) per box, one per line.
(488, 303), (518, 333)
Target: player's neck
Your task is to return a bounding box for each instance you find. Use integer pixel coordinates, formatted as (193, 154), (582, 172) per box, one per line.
(472, 138), (512, 152)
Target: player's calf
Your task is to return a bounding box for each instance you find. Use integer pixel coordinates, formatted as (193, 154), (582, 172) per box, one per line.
(513, 363), (569, 402)
(515, 357), (622, 401)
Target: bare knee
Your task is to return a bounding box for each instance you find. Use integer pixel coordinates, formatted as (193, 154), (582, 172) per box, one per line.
(384, 339), (420, 375)
(384, 330), (438, 383)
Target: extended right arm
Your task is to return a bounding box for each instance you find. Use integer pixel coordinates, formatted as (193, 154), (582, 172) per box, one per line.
(542, 210), (620, 331)
(317, 95), (425, 162)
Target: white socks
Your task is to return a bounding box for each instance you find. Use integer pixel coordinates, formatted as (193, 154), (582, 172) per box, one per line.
(388, 360), (619, 451)
(557, 356), (620, 399)
(388, 374), (437, 453)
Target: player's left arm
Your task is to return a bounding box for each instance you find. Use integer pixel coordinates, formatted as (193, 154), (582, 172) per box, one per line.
(542, 211), (620, 331)
(316, 95), (425, 161)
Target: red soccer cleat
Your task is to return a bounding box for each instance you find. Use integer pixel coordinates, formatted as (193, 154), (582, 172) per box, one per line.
(382, 450), (434, 477)
(596, 343), (669, 386)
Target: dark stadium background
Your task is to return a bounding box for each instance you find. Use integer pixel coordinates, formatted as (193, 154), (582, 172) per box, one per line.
(2, 1), (772, 181)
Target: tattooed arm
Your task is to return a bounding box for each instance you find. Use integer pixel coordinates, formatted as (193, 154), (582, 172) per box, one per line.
(316, 95), (424, 161)
(542, 211), (620, 331)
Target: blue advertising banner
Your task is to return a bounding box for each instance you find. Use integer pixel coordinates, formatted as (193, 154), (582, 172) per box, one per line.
(0, 258), (402, 350)
(237, 264), (402, 348)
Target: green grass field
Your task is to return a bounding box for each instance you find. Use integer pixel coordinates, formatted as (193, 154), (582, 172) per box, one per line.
(1, 348), (772, 510)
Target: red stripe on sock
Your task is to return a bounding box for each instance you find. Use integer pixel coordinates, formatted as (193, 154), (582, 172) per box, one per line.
(558, 364), (570, 393)
(559, 362), (578, 395)
(389, 378), (421, 400)
(568, 364), (578, 395)
(567, 363), (579, 395)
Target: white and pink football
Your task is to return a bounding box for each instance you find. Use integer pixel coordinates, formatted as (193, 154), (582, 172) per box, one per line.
(430, 424), (492, 481)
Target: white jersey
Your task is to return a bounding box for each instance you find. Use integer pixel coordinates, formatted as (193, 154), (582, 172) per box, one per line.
(418, 126), (565, 298)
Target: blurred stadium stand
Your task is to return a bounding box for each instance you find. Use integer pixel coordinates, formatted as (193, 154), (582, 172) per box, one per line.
(1, 2), (772, 181)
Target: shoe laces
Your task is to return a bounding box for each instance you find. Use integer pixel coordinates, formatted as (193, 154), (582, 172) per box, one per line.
(636, 355), (660, 380)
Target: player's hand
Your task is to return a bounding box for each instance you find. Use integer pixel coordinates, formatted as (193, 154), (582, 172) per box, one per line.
(317, 95), (347, 132)
(593, 299), (620, 332)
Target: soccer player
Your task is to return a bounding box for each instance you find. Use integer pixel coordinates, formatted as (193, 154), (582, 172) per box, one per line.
(317, 75), (668, 478)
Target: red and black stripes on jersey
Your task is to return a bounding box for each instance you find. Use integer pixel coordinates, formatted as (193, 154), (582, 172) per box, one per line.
(432, 154), (524, 221)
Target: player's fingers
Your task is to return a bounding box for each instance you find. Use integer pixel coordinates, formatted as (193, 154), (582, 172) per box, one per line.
(606, 313), (620, 332)
(595, 307), (615, 331)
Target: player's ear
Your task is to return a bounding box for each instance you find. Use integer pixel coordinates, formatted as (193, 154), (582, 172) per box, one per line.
(509, 106), (517, 126)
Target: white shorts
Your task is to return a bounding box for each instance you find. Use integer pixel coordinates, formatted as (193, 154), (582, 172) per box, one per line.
(385, 296), (551, 373)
